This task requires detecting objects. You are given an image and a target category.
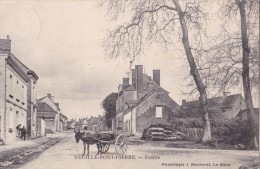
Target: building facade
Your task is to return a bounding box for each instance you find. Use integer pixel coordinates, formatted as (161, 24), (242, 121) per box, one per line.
(0, 36), (38, 144)
(113, 65), (180, 136)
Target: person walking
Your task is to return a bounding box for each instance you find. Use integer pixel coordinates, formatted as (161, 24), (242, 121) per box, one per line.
(20, 126), (27, 141)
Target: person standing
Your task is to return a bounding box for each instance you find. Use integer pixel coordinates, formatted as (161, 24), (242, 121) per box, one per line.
(20, 126), (27, 141)
(16, 124), (21, 137)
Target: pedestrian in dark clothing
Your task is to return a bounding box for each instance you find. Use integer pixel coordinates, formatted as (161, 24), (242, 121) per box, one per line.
(20, 126), (27, 141)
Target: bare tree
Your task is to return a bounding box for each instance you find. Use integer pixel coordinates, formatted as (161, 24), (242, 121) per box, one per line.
(234, 0), (258, 148)
(192, 0), (259, 148)
(101, 0), (212, 142)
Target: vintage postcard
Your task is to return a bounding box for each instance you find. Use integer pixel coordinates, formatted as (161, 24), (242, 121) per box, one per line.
(0, 0), (259, 169)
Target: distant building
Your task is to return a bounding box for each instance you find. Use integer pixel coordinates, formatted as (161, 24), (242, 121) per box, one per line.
(99, 115), (108, 131)
(66, 120), (76, 130)
(113, 65), (180, 136)
(37, 93), (61, 133)
(0, 36), (39, 144)
(59, 113), (68, 131)
(87, 116), (98, 131)
(181, 93), (246, 119)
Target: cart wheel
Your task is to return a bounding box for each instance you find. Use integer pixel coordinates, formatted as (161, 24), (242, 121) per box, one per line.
(115, 134), (128, 155)
(101, 143), (110, 153)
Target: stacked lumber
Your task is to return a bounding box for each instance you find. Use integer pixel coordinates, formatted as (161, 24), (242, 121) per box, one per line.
(150, 127), (164, 141)
(141, 123), (190, 141)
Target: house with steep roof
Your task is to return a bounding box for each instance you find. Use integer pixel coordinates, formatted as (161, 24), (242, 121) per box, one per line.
(113, 65), (180, 136)
(181, 93), (246, 119)
(0, 36), (39, 144)
(37, 93), (61, 133)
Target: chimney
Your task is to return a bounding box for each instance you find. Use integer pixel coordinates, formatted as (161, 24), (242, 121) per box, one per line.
(0, 35), (11, 54)
(132, 69), (136, 88)
(223, 92), (231, 99)
(153, 69), (160, 86)
(136, 65), (144, 93)
(123, 78), (129, 85)
(47, 93), (51, 99)
(47, 93), (54, 101)
(122, 78), (130, 90)
(182, 99), (186, 105)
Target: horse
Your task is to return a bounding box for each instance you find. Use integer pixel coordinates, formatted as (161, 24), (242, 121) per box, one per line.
(74, 129), (103, 157)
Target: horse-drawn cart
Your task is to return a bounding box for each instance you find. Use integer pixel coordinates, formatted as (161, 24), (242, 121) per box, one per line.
(99, 132), (129, 155)
(74, 129), (130, 155)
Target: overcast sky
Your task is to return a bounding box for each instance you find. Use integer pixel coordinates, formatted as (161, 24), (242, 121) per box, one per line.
(0, 0), (258, 120)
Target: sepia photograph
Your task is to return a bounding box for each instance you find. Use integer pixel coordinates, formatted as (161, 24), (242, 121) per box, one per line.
(0, 0), (259, 169)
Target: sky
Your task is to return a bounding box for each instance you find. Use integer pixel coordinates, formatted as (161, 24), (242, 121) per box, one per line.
(0, 0), (258, 120)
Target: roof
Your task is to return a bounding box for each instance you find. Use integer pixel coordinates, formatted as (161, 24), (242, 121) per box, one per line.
(8, 53), (39, 80)
(67, 120), (75, 126)
(6, 55), (29, 82)
(37, 102), (57, 113)
(181, 94), (244, 116)
(38, 96), (47, 101)
(37, 95), (60, 111)
(123, 87), (179, 115)
(60, 113), (68, 119)
(220, 94), (241, 108)
(237, 108), (259, 117)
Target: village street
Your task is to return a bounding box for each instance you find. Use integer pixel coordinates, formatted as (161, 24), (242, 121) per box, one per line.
(16, 132), (258, 169)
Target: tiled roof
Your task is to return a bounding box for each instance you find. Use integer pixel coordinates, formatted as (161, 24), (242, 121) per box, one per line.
(37, 102), (57, 113)
(181, 94), (243, 115)
(220, 94), (241, 108)
(123, 87), (179, 115)
(122, 73), (162, 92)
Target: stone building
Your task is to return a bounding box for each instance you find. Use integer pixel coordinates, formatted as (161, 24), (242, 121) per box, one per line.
(113, 65), (180, 136)
(0, 36), (39, 144)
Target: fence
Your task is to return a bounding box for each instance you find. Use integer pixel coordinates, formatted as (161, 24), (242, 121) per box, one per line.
(180, 127), (203, 141)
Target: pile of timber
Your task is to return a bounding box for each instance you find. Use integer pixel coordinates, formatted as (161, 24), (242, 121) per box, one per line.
(141, 123), (190, 141)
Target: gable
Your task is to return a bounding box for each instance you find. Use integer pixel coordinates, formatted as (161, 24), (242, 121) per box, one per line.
(135, 88), (180, 114)
(39, 97), (59, 112)
(220, 94), (241, 109)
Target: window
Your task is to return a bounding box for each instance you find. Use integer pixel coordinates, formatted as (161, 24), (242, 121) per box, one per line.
(155, 107), (163, 118)
(9, 74), (14, 98)
(21, 85), (24, 104)
(9, 108), (13, 128)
